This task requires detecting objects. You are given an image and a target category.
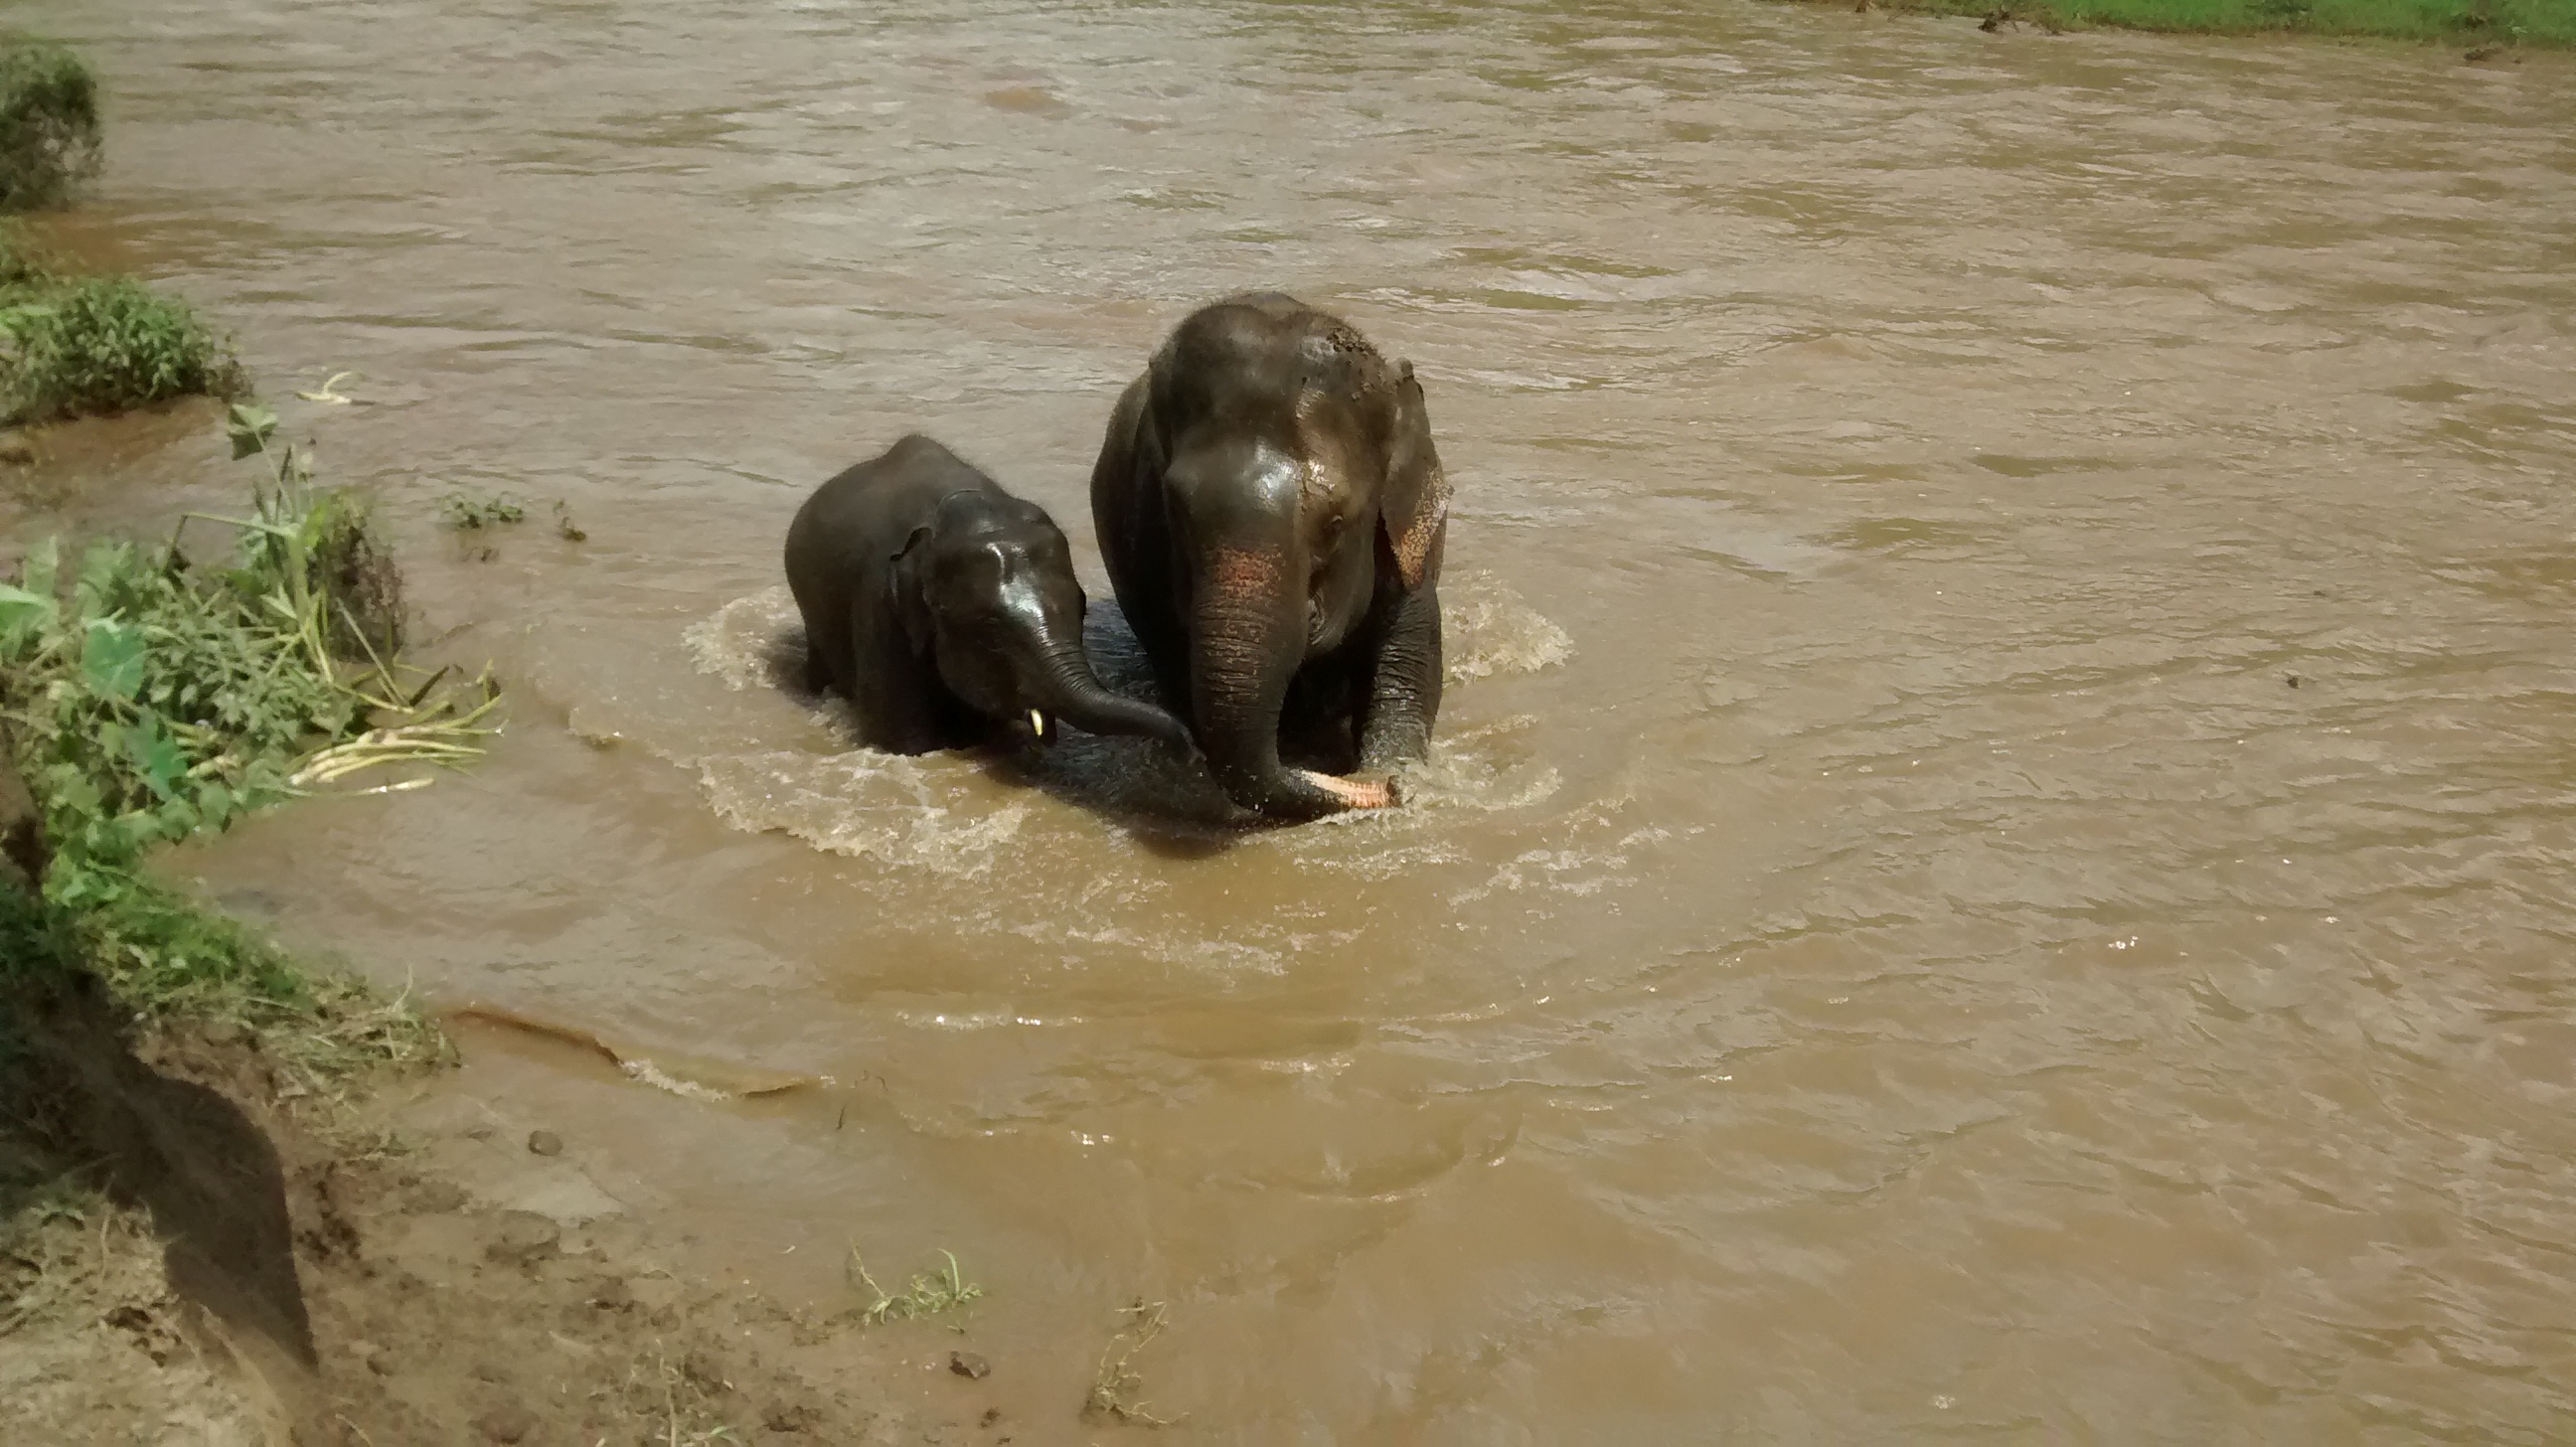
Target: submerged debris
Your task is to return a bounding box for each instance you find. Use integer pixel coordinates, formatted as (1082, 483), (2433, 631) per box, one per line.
(1086, 1299), (1183, 1426)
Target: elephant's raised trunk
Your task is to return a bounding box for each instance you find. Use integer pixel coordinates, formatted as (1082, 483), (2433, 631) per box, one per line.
(1032, 642), (1195, 753)
(1188, 547), (1391, 820)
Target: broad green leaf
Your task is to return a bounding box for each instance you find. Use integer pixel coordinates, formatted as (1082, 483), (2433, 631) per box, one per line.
(0, 301), (56, 335)
(0, 581), (54, 654)
(125, 716), (186, 800)
(82, 618), (147, 702)
(21, 536), (58, 601)
(226, 402), (279, 460)
(156, 797), (201, 838)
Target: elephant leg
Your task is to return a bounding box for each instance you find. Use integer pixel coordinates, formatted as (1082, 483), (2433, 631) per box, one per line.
(802, 637), (831, 696)
(842, 600), (952, 754)
(1280, 665), (1363, 775)
(1358, 579), (1443, 771)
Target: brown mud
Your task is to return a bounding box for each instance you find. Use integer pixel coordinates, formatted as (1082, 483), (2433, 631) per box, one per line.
(1, 980), (1007, 1446)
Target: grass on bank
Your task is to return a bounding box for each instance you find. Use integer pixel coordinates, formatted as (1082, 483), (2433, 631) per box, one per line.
(1, 226), (244, 427)
(1844, 0), (2575, 45)
(0, 35), (100, 213)
(1, 403), (495, 1064)
(847, 1246), (984, 1327)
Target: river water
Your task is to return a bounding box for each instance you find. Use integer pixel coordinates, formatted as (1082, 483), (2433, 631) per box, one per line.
(19, 0), (2576, 1438)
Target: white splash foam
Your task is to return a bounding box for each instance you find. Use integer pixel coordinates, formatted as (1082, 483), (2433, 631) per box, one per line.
(698, 748), (1029, 878)
(1443, 570), (1573, 684)
(684, 585), (802, 693)
(618, 1057), (733, 1103)
(678, 575), (1573, 878)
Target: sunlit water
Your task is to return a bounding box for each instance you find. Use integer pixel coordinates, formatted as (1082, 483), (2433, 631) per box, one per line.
(15, 0), (2576, 1437)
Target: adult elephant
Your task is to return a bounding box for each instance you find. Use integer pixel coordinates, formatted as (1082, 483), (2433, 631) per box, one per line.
(1090, 293), (1450, 821)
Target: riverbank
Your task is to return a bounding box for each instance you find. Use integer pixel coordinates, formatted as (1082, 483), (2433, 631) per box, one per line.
(1828, 0), (2572, 47)
(0, 937), (993, 1444)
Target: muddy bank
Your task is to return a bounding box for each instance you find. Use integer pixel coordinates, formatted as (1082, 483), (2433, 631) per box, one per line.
(1, 974), (1007, 1445)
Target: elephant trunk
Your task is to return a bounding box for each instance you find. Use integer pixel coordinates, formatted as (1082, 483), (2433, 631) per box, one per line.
(1030, 642), (1195, 753)
(1188, 548), (1391, 820)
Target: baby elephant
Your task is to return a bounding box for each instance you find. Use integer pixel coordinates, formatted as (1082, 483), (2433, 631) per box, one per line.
(784, 434), (1192, 756)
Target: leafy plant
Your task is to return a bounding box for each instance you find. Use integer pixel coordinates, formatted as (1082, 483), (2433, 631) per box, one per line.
(0, 402), (498, 913)
(0, 36), (100, 212)
(0, 228), (245, 425)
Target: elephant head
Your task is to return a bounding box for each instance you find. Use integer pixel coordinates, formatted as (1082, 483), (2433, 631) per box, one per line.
(892, 495), (1194, 752)
(1100, 295), (1449, 820)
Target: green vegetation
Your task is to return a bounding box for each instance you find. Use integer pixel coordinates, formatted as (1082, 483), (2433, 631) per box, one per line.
(0, 403), (495, 1051)
(1850, 0), (2573, 45)
(439, 492), (526, 530)
(0, 226), (245, 426)
(846, 1247), (984, 1326)
(0, 36), (100, 212)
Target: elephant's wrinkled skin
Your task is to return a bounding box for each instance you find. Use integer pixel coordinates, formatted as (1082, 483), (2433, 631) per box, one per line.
(1090, 294), (1450, 820)
(784, 434), (1192, 756)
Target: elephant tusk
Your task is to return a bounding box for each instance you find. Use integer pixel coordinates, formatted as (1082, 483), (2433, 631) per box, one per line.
(1029, 709), (1050, 743)
(1295, 769), (1396, 810)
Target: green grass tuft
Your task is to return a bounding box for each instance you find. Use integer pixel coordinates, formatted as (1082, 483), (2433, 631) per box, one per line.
(847, 1247), (984, 1327)
(0, 225), (247, 426)
(1843, 0), (2576, 44)
(0, 36), (101, 212)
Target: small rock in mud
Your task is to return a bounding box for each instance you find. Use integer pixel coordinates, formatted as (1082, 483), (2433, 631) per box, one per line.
(949, 1350), (990, 1379)
(588, 1274), (633, 1310)
(0, 430), (33, 466)
(981, 1406), (1003, 1426)
(472, 1404), (537, 1443)
(486, 1210), (561, 1267)
(527, 1128), (564, 1156)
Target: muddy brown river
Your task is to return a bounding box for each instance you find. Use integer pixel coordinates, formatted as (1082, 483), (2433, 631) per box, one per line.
(18, 0), (2576, 1438)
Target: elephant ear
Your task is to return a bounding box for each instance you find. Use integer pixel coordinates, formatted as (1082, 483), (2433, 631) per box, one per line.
(888, 525), (938, 656)
(1378, 359), (1449, 591)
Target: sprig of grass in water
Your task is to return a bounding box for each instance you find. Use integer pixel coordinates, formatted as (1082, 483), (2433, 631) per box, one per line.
(846, 1247), (983, 1327)
(439, 491), (525, 530)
